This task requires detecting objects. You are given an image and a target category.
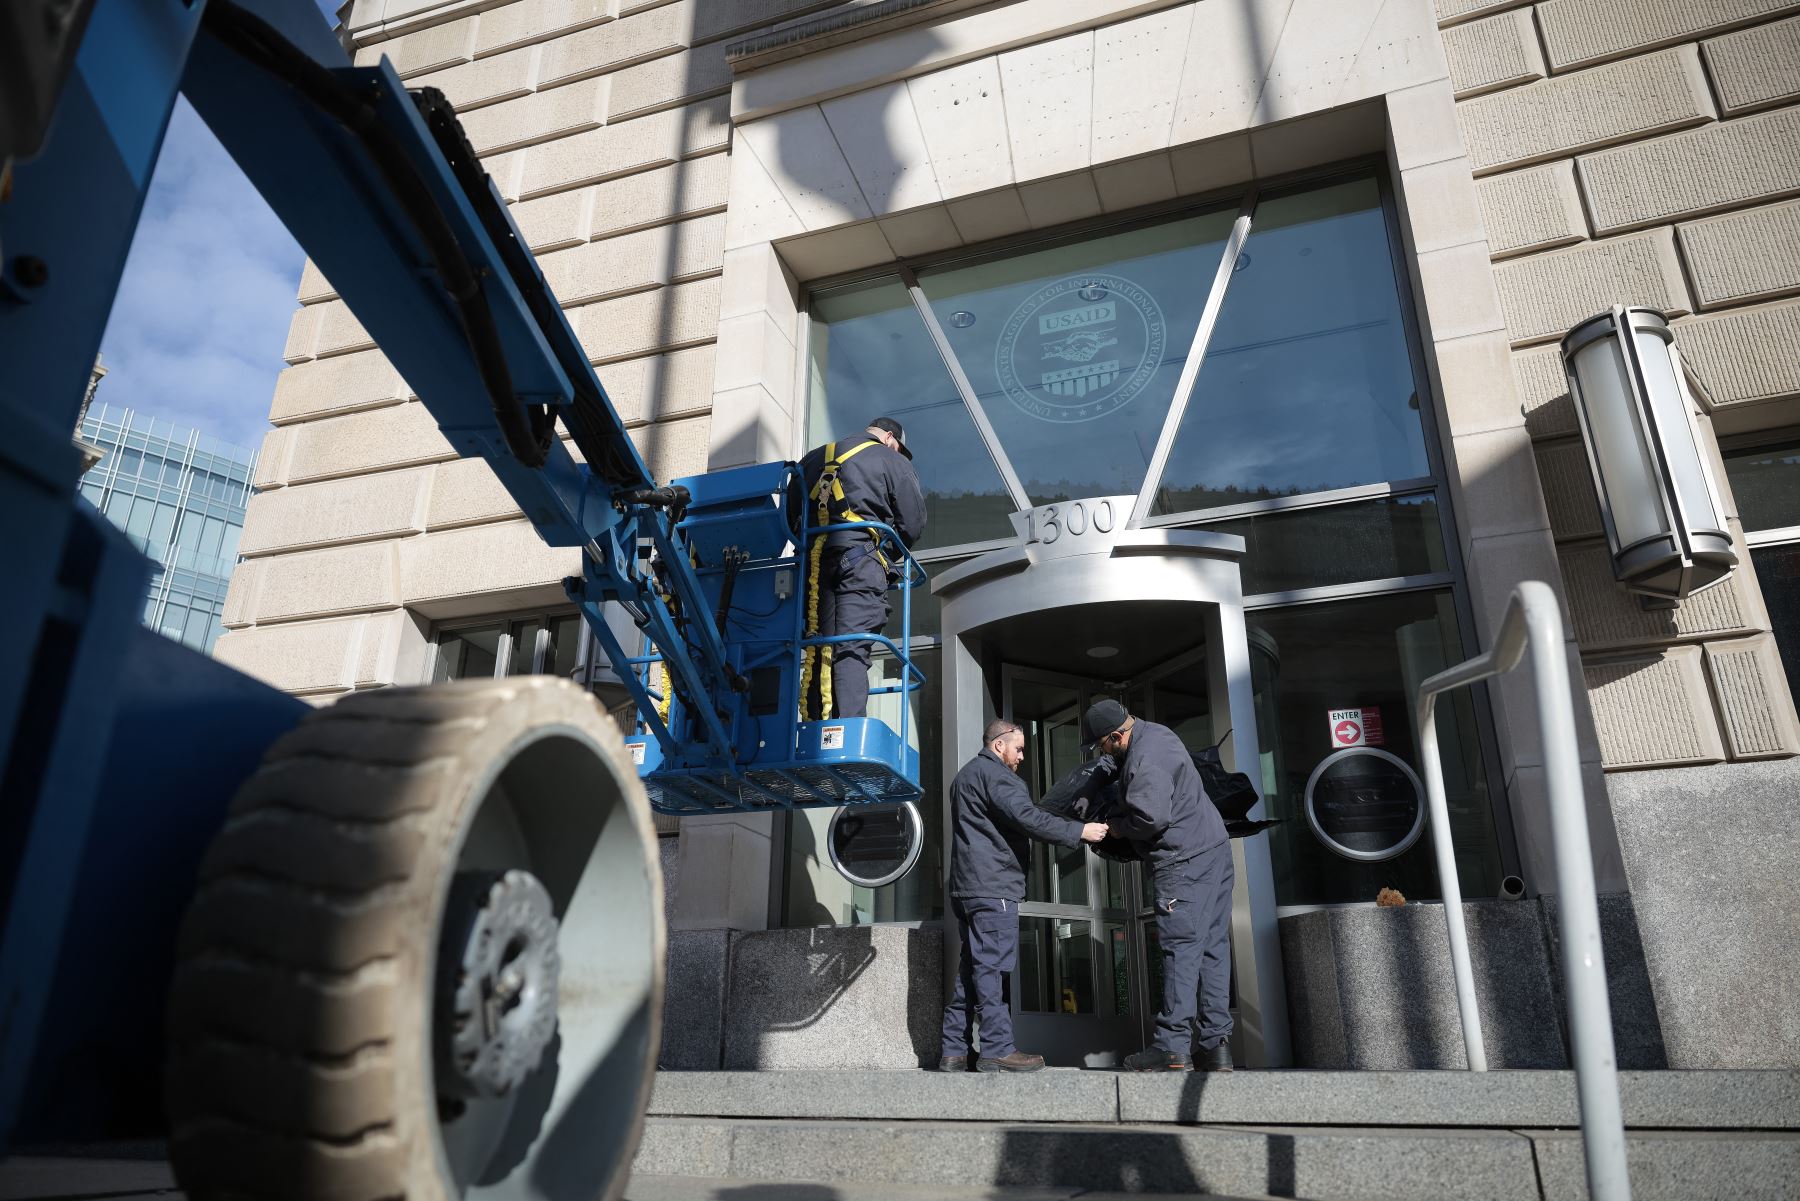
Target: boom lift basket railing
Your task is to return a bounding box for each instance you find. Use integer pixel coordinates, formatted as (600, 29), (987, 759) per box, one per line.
(1416, 580), (1630, 1201)
(623, 512), (926, 815)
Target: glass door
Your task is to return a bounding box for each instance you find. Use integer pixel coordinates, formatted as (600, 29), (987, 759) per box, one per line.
(1002, 666), (1146, 1066)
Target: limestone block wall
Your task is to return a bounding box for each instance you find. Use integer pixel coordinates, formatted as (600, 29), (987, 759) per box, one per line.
(1439, 0), (1800, 769)
(217, 0), (841, 698)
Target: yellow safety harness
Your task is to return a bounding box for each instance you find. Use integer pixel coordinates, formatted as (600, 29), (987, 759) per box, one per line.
(800, 438), (886, 721)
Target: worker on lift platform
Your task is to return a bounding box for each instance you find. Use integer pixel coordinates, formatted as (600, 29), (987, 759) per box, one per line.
(799, 416), (926, 721)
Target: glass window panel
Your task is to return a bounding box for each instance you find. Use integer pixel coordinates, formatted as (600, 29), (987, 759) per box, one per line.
(1148, 667), (1213, 753)
(918, 209), (1235, 503)
(79, 482), (104, 507)
(806, 278), (1017, 551)
(1053, 840), (1090, 908)
(879, 556), (958, 643)
(1724, 440), (1800, 533)
(1105, 858), (1128, 911)
(508, 618), (543, 676)
(199, 516), (225, 558)
(1106, 922), (1131, 1017)
(1246, 589), (1498, 906)
(126, 496), (157, 539)
(1017, 917), (1047, 1012)
(1752, 545), (1800, 699)
(1006, 673), (1090, 906)
(783, 648), (943, 925)
(218, 524), (242, 565)
(1205, 493), (1449, 596)
(116, 447), (143, 477)
(433, 624), (502, 682)
(547, 613), (584, 679)
(1015, 917), (1094, 1015)
(1057, 919), (1095, 1014)
(102, 490), (128, 517)
(146, 504), (177, 551)
(183, 606), (215, 649)
(160, 604), (189, 639)
(1154, 175), (1430, 516)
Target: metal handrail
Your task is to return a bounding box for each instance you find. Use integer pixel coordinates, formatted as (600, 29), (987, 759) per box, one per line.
(1416, 580), (1629, 1201)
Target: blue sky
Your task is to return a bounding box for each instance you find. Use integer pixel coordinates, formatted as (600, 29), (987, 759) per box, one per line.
(97, 1), (344, 454)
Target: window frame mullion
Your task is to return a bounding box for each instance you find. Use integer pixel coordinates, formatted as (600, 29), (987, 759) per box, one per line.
(1127, 187), (1259, 529)
(899, 264), (1033, 512)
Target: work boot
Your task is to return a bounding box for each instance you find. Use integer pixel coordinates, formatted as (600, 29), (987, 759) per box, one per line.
(1123, 1046), (1192, 1071)
(937, 1054), (970, 1072)
(1196, 1041), (1234, 1073)
(976, 1051), (1046, 1073)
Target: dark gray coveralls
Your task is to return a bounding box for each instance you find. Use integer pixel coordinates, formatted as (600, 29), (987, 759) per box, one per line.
(940, 748), (1084, 1060)
(1111, 720), (1235, 1054)
(799, 435), (926, 719)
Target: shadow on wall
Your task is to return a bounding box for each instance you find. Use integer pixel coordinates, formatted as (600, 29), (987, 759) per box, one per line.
(1280, 898), (1668, 1070)
(755, 0), (1291, 247)
(757, 23), (946, 260)
(721, 923), (943, 1068)
(784, 806), (838, 926)
(743, 925), (879, 1032)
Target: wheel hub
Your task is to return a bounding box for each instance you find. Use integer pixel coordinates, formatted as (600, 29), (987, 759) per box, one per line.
(438, 869), (561, 1100)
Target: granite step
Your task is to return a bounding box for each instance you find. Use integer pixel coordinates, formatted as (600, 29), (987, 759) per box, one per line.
(625, 1175), (1285, 1200)
(632, 1116), (1800, 1201)
(649, 1068), (1800, 1130)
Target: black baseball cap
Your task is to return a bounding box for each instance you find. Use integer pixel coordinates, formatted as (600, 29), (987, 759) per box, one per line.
(1081, 699), (1130, 751)
(868, 416), (913, 460)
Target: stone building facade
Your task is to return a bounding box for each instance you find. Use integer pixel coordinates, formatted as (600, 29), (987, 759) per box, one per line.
(219, 0), (1800, 1071)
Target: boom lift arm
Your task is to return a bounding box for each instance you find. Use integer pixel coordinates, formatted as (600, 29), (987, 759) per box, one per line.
(182, 0), (925, 811)
(0, 0), (920, 1195)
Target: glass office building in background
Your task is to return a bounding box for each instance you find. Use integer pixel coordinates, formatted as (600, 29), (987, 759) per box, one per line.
(76, 403), (256, 653)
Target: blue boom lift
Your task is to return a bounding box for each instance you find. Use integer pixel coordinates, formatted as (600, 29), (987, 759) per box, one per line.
(0, 2), (922, 1196)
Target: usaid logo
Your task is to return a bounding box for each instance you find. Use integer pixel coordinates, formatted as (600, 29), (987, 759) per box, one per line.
(994, 274), (1166, 424)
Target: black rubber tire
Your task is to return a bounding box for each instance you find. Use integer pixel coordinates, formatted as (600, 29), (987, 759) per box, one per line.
(164, 677), (664, 1201)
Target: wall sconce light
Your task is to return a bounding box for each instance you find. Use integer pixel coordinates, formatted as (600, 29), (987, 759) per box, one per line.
(1561, 306), (1736, 607)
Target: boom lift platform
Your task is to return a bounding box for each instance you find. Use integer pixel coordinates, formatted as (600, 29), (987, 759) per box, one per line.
(601, 468), (925, 814)
(0, 1), (921, 1197)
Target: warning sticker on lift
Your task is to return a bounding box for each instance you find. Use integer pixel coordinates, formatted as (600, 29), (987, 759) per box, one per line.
(631, 743), (646, 765)
(1328, 707), (1384, 749)
(820, 725), (846, 750)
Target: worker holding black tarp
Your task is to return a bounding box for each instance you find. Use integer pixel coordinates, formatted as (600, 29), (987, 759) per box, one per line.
(1082, 698), (1238, 1073)
(798, 417), (927, 721)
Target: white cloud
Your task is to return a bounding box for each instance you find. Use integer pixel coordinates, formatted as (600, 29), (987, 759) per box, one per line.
(98, 97), (304, 455)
